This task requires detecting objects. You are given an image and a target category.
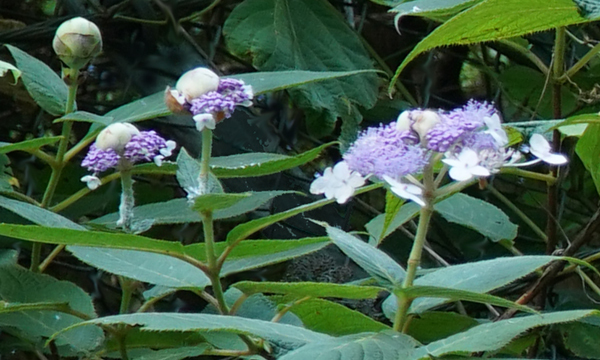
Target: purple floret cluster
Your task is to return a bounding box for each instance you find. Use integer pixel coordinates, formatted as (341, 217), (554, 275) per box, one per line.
(343, 123), (428, 179)
(189, 78), (253, 119)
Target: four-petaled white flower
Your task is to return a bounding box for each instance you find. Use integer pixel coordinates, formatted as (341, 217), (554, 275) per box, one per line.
(483, 113), (508, 147)
(193, 113), (216, 132)
(383, 175), (425, 207)
(529, 134), (568, 165)
(443, 148), (491, 181)
(81, 175), (101, 190)
(310, 161), (365, 204)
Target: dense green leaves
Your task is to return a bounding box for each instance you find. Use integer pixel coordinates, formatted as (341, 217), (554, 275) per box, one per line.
(279, 332), (419, 360)
(224, 0), (378, 137)
(576, 124), (600, 195)
(0, 250), (102, 352)
(6, 45), (69, 116)
(434, 193), (518, 242)
(390, 0), (589, 88)
(326, 226), (406, 288)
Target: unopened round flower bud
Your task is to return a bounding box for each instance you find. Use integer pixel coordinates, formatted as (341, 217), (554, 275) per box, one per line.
(95, 123), (140, 152)
(53, 17), (102, 70)
(411, 110), (441, 139)
(175, 67), (220, 102)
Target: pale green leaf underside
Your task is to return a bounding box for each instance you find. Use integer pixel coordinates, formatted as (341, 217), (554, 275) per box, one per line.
(233, 281), (384, 299)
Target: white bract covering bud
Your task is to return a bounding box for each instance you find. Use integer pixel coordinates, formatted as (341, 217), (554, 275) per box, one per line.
(53, 17), (102, 69)
(175, 67), (220, 102)
(95, 123), (140, 152)
(396, 109), (441, 139)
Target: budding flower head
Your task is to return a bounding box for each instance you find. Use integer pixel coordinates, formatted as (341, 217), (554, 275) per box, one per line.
(53, 17), (102, 70)
(397, 109), (441, 140)
(175, 67), (220, 102)
(95, 122), (140, 152)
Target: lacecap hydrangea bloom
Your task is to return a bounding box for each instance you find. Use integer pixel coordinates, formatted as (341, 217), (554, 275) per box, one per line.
(310, 100), (567, 205)
(81, 123), (176, 190)
(165, 67), (253, 131)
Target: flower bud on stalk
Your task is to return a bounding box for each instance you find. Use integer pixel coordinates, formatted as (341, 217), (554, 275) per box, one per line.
(53, 17), (102, 70)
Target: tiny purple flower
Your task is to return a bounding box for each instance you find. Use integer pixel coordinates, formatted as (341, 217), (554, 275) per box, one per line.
(343, 122), (429, 179)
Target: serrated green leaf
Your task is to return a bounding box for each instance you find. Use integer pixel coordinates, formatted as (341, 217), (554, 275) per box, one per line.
(391, 0), (481, 21)
(0, 250), (103, 351)
(0, 196), (84, 230)
(6, 45), (70, 116)
(326, 225), (406, 288)
(434, 193), (518, 242)
(176, 147), (223, 196)
(383, 256), (558, 318)
(410, 310), (600, 359)
(279, 331), (418, 360)
(90, 191), (295, 228)
(233, 281), (384, 299)
(272, 296), (390, 336)
(67, 247), (210, 289)
(397, 285), (534, 313)
(560, 321), (600, 359)
(576, 123), (600, 195)
(0, 59), (21, 84)
(54, 111), (113, 125)
(224, 0), (378, 137)
(0, 136), (62, 155)
(379, 191), (405, 243)
(193, 193), (252, 212)
(390, 0), (588, 89)
(211, 142), (335, 178)
(54, 313), (330, 348)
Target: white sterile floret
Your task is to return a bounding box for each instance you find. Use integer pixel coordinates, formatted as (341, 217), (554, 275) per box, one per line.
(160, 140), (177, 157)
(81, 175), (101, 190)
(443, 148), (491, 181)
(483, 113), (508, 147)
(310, 161), (365, 204)
(175, 67), (220, 101)
(193, 113), (216, 131)
(383, 175), (425, 207)
(95, 123), (140, 152)
(529, 134), (568, 165)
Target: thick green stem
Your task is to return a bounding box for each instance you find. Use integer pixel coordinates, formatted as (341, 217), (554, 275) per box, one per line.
(118, 276), (134, 314)
(393, 165), (435, 332)
(199, 128), (213, 194)
(31, 67), (79, 272)
(499, 167), (556, 184)
(118, 164), (135, 232)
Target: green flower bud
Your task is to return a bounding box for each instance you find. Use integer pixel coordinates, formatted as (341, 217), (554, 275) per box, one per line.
(53, 17), (102, 70)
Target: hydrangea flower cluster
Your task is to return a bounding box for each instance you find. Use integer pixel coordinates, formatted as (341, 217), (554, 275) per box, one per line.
(310, 100), (568, 205)
(81, 123), (176, 190)
(166, 67), (253, 132)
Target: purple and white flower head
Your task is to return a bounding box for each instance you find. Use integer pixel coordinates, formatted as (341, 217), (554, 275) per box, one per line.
(165, 67), (253, 131)
(81, 123), (176, 189)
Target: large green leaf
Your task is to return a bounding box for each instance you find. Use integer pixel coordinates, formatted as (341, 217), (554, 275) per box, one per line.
(410, 310), (600, 359)
(576, 123), (600, 195)
(390, 0), (589, 89)
(405, 312), (478, 344)
(210, 142), (335, 178)
(326, 225), (405, 288)
(55, 313), (331, 348)
(176, 147), (223, 197)
(6, 45), (69, 116)
(272, 296), (390, 336)
(67, 247), (210, 289)
(0, 136), (62, 155)
(279, 331), (419, 360)
(224, 0), (378, 137)
(55, 111), (113, 125)
(193, 193), (252, 212)
(89, 191), (294, 227)
(560, 321), (600, 359)
(233, 281), (384, 299)
(0, 197), (85, 230)
(383, 256), (558, 317)
(434, 193), (518, 242)
(0, 250), (103, 351)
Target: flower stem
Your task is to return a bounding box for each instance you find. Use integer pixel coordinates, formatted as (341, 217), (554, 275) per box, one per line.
(499, 167), (556, 184)
(199, 128), (212, 194)
(393, 164), (435, 332)
(118, 163), (135, 233)
(31, 67), (79, 272)
(118, 276), (134, 314)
